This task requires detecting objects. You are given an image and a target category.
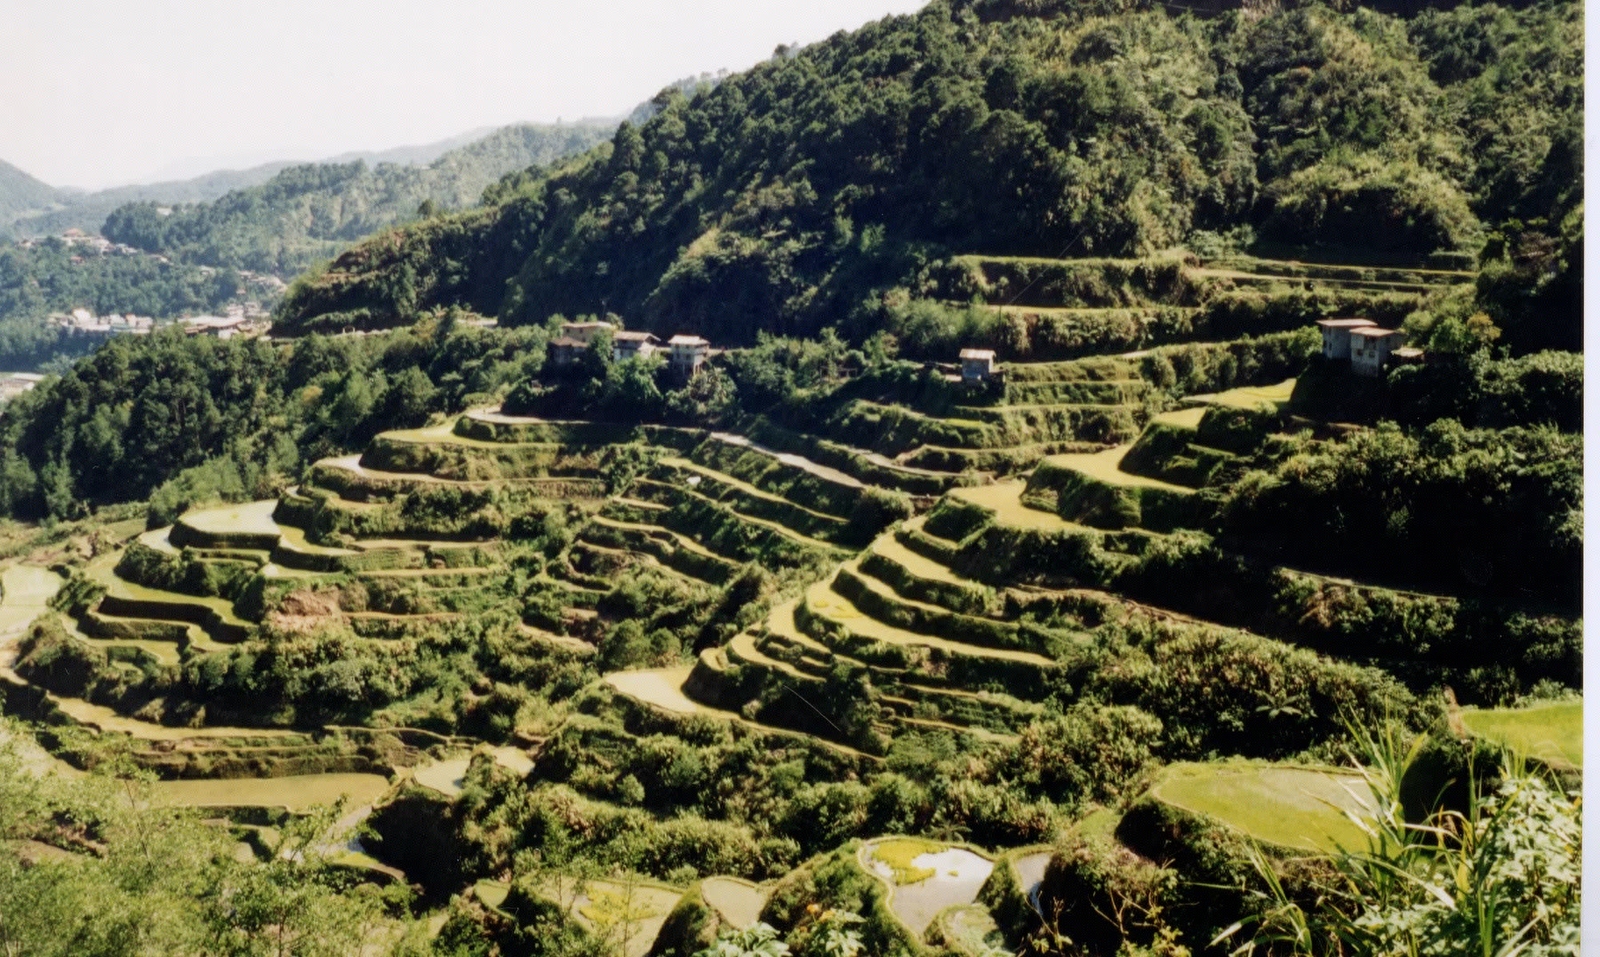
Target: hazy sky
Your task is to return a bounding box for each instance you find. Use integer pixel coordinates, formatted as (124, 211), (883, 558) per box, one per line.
(3, 0), (927, 190)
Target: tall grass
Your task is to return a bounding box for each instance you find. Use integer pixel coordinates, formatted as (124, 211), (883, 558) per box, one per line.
(1217, 722), (1581, 955)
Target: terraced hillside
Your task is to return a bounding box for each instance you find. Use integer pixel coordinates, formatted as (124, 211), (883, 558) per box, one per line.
(0, 303), (1576, 954)
(901, 251), (1467, 362)
(0, 0), (1583, 945)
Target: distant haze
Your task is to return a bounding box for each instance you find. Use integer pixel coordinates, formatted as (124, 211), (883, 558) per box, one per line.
(3, 0), (926, 190)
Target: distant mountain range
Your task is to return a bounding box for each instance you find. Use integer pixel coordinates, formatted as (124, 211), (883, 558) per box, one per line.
(0, 122), (613, 242)
(96, 120), (618, 277)
(0, 161), (62, 226)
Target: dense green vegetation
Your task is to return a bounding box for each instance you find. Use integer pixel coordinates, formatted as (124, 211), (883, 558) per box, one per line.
(276, 0), (1579, 353)
(0, 122), (612, 371)
(0, 160), (59, 225)
(0, 722), (429, 955)
(0, 0), (1582, 954)
(0, 122), (590, 240)
(0, 240), (255, 320)
(103, 122), (615, 277)
(0, 317), (546, 519)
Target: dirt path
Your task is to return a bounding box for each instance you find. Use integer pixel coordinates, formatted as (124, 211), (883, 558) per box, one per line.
(708, 432), (864, 489)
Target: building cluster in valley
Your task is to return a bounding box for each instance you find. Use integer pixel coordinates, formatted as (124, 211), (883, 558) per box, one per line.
(52, 301), (271, 341)
(17, 228), (144, 261)
(548, 320), (715, 379)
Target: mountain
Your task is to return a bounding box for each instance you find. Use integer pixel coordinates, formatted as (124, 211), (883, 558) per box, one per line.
(0, 160), (61, 224)
(1, 163), (301, 240)
(99, 120), (618, 277)
(321, 126), (498, 167)
(276, 0), (1581, 353)
(0, 124), (604, 241)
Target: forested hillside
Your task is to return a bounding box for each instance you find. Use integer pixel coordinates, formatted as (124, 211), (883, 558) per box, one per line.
(0, 124), (529, 239)
(101, 121), (617, 277)
(276, 0), (1581, 352)
(0, 164), (297, 241)
(0, 122), (617, 369)
(0, 161), (59, 225)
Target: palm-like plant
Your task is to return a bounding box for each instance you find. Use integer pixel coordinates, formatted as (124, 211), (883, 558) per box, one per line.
(1217, 722), (1581, 956)
(696, 922), (790, 957)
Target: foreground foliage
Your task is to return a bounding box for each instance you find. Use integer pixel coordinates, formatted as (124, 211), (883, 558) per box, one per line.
(1227, 730), (1580, 956)
(0, 722), (424, 956)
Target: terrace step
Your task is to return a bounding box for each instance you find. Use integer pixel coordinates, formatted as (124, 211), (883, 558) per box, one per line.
(895, 714), (1019, 743)
(754, 634), (833, 679)
(571, 539), (721, 589)
(88, 553), (257, 644)
(613, 496), (668, 512)
(585, 518), (739, 576)
(897, 440), (1097, 475)
(893, 519), (964, 568)
(312, 455), (608, 501)
(863, 532), (994, 616)
(883, 680), (1039, 732)
(1001, 356), (1142, 384)
(830, 561), (1050, 656)
(169, 500), (282, 551)
(726, 631), (818, 684)
(518, 625), (595, 657)
(630, 478), (846, 556)
(659, 457), (853, 533)
(801, 572), (1055, 668)
(455, 409), (706, 451)
(705, 431), (864, 490)
(742, 418), (971, 495)
(66, 620), (184, 667)
(77, 608), (218, 652)
(763, 600), (833, 657)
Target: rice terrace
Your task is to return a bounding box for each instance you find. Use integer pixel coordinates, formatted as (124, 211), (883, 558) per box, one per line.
(0, 0), (1583, 953)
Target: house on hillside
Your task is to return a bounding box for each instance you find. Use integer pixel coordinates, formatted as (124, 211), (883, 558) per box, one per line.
(184, 315), (249, 339)
(668, 335), (711, 378)
(558, 320), (615, 343)
(1349, 327), (1407, 377)
(1315, 318), (1377, 360)
(548, 337), (588, 367)
(0, 373), (44, 400)
(959, 348), (997, 383)
(612, 330), (661, 363)
(551, 320), (619, 367)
